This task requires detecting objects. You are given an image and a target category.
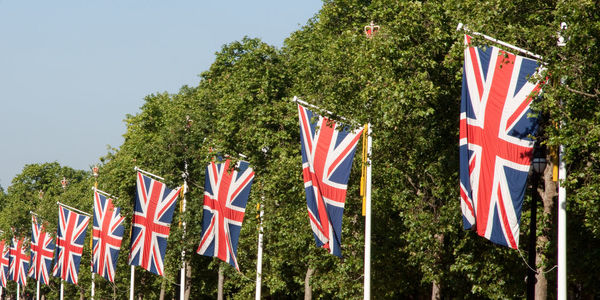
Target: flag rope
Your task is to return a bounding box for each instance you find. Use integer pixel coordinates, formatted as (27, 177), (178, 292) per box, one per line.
(517, 248), (557, 274)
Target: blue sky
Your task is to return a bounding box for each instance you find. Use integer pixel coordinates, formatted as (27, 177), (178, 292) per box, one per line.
(0, 1), (323, 187)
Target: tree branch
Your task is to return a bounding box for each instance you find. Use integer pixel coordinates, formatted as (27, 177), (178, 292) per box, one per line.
(564, 85), (599, 98)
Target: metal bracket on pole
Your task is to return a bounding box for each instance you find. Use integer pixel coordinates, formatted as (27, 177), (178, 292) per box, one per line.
(92, 187), (119, 199)
(457, 23), (544, 61)
(56, 201), (91, 217)
(292, 96), (365, 129)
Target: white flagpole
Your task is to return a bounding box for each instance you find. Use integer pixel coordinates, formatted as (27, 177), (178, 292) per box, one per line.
(91, 273), (95, 299)
(130, 265), (135, 300)
(255, 201), (264, 300)
(180, 165), (188, 300)
(60, 281), (64, 300)
(556, 22), (567, 300)
(17, 283), (20, 300)
(37, 277), (40, 300)
(91, 188), (96, 300)
(363, 123), (372, 300)
(557, 145), (567, 299)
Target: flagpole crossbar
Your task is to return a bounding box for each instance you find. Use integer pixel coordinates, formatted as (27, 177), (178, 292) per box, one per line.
(292, 96), (363, 128)
(29, 211), (48, 224)
(56, 201), (92, 217)
(92, 187), (118, 199)
(456, 23), (543, 61)
(209, 150), (249, 162)
(134, 166), (165, 181)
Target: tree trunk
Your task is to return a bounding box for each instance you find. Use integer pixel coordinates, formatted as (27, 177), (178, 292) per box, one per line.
(304, 266), (315, 300)
(431, 233), (444, 300)
(536, 154), (558, 300)
(184, 262), (192, 300)
(431, 281), (441, 300)
(159, 278), (166, 300)
(218, 265), (224, 300)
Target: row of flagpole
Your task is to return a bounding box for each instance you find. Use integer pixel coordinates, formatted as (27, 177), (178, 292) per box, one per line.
(3, 99), (374, 300)
(5, 21), (568, 296)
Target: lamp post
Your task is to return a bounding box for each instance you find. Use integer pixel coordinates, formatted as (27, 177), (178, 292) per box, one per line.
(527, 146), (546, 299)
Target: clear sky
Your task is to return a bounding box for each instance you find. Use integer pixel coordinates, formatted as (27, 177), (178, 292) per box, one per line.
(0, 1), (323, 188)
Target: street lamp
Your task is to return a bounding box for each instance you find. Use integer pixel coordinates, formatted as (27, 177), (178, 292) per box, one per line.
(527, 146), (546, 299)
(532, 156), (547, 175)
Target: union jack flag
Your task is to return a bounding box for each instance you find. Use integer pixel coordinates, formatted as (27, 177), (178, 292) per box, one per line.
(129, 172), (181, 276)
(197, 159), (255, 270)
(459, 35), (543, 249)
(298, 104), (363, 257)
(92, 190), (125, 282)
(9, 237), (29, 286)
(0, 240), (9, 287)
(28, 215), (55, 285)
(52, 205), (90, 285)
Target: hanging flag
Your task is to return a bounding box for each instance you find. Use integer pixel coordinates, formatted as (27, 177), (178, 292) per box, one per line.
(9, 237), (29, 286)
(28, 215), (55, 285)
(52, 205), (90, 285)
(197, 159), (255, 270)
(459, 35), (543, 249)
(129, 171), (181, 276)
(0, 240), (9, 288)
(298, 104), (363, 257)
(92, 190), (125, 282)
